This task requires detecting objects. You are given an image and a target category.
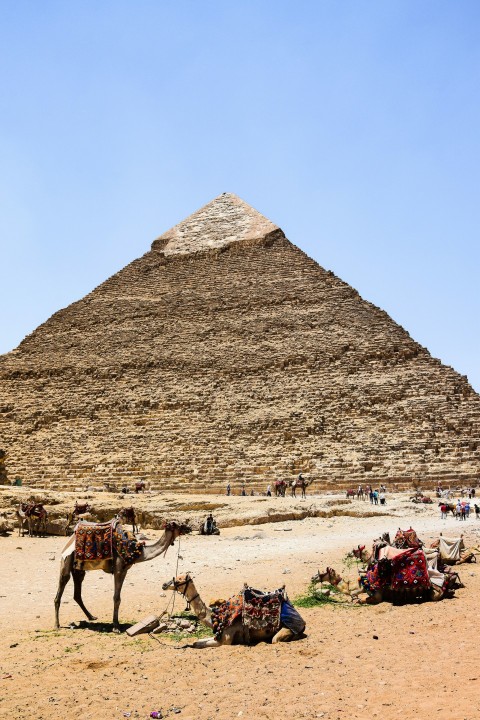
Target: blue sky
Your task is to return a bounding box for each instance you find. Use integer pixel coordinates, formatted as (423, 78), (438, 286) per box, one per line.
(1, 1), (479, 390)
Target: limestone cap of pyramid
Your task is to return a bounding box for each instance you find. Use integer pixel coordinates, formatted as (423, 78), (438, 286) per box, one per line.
(151, 192), (283, 255)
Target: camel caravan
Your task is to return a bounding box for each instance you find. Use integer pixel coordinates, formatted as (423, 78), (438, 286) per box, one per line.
(313, 527), (480, 606)
(16, 502), (48, 537)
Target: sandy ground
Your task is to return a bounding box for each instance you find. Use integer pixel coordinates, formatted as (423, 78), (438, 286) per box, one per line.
(1, 493), (480, 720)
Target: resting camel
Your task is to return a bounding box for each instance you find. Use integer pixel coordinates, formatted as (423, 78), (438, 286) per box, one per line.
(54, 520), (191, 632)
(314, 565), (459, 605)
(162, 574), (301, 647)
(429, 534), (480, 564)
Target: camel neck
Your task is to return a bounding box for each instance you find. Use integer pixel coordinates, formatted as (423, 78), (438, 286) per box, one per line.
(136, 530), (173, 563)
(184, 582), (213, 628)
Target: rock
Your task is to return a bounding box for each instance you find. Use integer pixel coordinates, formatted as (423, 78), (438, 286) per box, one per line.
(152, 622), (168, 634)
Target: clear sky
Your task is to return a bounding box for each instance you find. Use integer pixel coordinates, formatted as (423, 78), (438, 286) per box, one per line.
(1, 1), (479, 390)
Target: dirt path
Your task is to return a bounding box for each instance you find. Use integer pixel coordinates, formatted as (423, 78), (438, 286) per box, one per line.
(1, 495), (480, 720)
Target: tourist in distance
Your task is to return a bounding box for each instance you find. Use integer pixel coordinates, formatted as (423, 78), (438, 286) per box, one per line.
(266, 484), (272, 496)
(226, 483), (231, 496)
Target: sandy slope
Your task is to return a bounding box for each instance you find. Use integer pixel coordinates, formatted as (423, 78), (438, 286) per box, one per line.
(1, 493), (480, 720)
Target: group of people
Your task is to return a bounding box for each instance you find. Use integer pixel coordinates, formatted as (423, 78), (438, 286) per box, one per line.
(226, 483), (255, 497)
(439, 500), (480, 520)
(436, 485), (476, 499)
(362, 484), (387, 505)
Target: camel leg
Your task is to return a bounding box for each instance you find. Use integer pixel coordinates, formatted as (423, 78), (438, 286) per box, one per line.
(112, 566), (128, 632)
(272, 627), (294, 643)
(54, 556), (73, 628)
(191, 637), (222, 648)
(72, 569), (97, 622)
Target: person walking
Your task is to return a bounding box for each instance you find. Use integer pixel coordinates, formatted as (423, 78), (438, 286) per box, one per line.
(226, 483), (231, 496)
(440, 503), (447, 519)
(373, 489), (379, 505)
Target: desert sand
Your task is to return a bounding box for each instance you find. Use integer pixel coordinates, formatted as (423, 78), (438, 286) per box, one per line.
(1, 490), (480, 720)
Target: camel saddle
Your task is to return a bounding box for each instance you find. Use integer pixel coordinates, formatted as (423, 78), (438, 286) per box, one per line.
(62, 519), (145, 571)
(211, 586), (294, 641)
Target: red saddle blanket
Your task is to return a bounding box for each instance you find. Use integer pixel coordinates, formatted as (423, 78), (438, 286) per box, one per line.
(362, 549), (431, 595)
(75, 521), (114, 563)
(74, 520), (144, 568)
(393, 528), (422, 549)
(390, 548), (431, 591)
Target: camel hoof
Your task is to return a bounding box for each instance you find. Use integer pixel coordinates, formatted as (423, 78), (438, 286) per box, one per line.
(89, 616), (98, 622)
(112, 626), (121, 634)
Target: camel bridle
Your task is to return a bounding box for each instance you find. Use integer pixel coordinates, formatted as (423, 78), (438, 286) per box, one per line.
(169, 575), (200, 606)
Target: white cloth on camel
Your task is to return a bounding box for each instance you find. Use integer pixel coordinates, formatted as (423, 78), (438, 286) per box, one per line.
(378, 545), (410, 561)
(439, 537), (464, 563)
(61, 533), (76, 559)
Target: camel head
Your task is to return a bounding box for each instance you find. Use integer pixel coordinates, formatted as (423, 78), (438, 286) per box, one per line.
(312, 568), (334, 584)
(312, 567), (341, 585)
(162, 572), (193, 595)
(163, 521), (192, 545)
(349, 544), (367, 560)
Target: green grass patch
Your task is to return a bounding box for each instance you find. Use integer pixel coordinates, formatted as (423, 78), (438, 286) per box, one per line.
(294, 582), (351, 608)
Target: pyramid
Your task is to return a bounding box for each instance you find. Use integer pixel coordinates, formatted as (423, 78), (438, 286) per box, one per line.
(1, 192), (479, 492)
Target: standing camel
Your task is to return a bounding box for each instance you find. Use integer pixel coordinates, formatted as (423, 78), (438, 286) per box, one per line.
(118, 506), (138, 534)
(17, 503), (48, 537)
(290, 477), (312, 499)
(274, 480), (287, 497)
(162, 574), (304, 647)
(65, 502), (92, 535)
(54, 520), (190, 632)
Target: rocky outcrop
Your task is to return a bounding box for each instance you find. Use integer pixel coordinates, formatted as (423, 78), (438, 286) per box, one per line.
(1, 193), (479, 492)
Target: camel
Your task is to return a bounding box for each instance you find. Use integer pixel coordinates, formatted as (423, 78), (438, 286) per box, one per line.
(274, 480), (287, 497)
(118, 506), (138, 533)
(162, 574), (304, 647)
(17, 503), (48, 537)
(312, 568), (363, 598)
(65, 502), (92, 535)
(346, 489), (356, 499)
(54, 520), (191, 632)
(289, 477), (312, 498)
(429, 534), (480, 564)
(314, 563), (459, 605)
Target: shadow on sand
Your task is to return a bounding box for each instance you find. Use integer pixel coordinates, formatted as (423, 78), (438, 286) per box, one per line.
(73, 620), (132, 633)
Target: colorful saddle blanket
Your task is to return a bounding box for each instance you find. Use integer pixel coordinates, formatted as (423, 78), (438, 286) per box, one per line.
(393, 528), (422, 549)
(242, 587), (282, 634)
(390, 548), (431, 591)
(74, 520), (144, 569)
(361, 549), (431, 596)
(75, 520), (114, 563)
(211, 587), (297, 641)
